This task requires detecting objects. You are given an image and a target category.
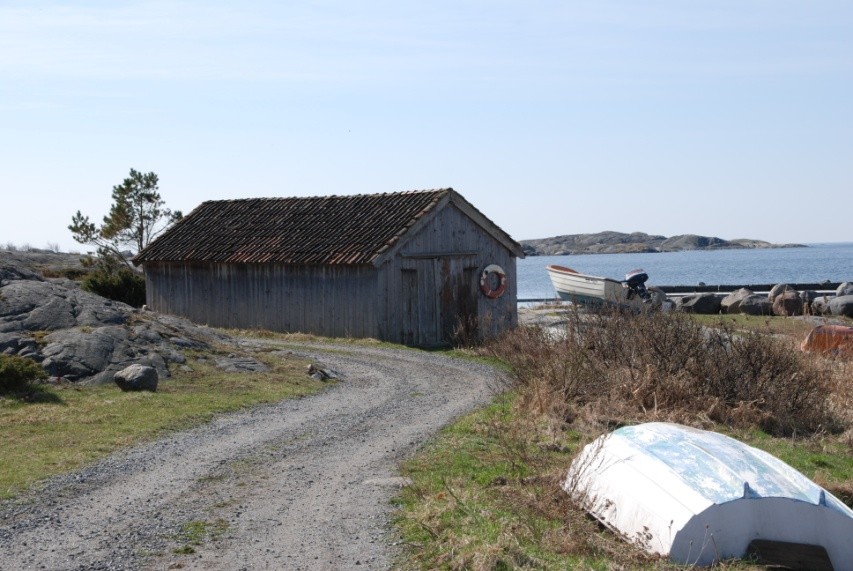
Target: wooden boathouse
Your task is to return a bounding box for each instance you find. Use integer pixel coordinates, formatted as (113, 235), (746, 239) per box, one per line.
(133, 189), (525, 347)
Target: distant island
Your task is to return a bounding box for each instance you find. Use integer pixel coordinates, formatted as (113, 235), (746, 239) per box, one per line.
(520, 231), (806, 256)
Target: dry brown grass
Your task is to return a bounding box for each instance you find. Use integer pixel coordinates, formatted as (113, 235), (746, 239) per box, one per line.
(487, 307), (841, 437)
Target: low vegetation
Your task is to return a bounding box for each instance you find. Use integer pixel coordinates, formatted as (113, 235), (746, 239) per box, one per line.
(395, 308), (853, 570)
(79, 255), (147, 307)
(0, 354), (48, 394)
(0, 348), (323, 499)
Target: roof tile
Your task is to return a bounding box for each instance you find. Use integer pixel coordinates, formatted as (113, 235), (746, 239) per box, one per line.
(135, 189), (453, 265)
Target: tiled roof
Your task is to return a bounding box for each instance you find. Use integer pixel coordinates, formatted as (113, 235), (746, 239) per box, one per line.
(134, 189), (462, 265)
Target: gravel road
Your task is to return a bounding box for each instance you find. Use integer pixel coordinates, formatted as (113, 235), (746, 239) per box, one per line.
(0, 340), (499, 570)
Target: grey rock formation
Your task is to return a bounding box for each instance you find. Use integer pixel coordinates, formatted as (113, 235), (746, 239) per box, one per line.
(114, 364), (158, 392)
(675, 293), (721, 315)
(0, 277), (127, 333)
(720, 288), (753, 314)
(829, 295), (853, 318)
(739, 294), (772, 316)
(1, 257), (238, 384)
(837, 282), (853, 297)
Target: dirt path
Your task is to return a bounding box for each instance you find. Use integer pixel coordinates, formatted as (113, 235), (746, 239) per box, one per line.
(0, 341), (499, 570)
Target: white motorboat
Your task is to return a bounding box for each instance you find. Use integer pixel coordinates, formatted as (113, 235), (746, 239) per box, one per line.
(546, 264), (649, 307)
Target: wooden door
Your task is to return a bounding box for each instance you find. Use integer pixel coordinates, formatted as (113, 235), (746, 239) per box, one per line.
(401, 256), (478, 347)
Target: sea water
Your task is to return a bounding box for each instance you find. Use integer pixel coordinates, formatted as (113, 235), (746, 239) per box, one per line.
(517, 242), (853, 301)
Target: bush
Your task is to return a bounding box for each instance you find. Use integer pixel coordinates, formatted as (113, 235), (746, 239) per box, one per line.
(83, 268), (146, 307)
(489, 307), (834, 436)
(0, 354), (47, 393)
(81, 260), (146, 307)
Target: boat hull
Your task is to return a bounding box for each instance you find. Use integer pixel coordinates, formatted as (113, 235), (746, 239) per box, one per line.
(546, 265), (635, 307)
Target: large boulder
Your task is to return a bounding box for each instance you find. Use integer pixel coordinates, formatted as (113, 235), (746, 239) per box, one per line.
(738, 294), (772, 316)
(720, 288), (753, 314)
(676, 293), (721, 315)
(829, 295), (853, 318)
(768, 283), (797, 304)
(837, 282), (853, 297)
(772, 290), (804, 316)
(113, 364), (158, 392)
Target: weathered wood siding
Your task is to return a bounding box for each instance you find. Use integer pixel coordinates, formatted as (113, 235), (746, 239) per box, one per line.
(142, 201), (519, 346)
(377, 203), (518, 345)
(143, 262), (380, 338)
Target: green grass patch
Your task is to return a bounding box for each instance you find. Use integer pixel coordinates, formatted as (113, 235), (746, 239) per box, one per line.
(689, 313), (817, 337)
(394, 394), (620, 571)
(172, 518), (229, 554)
(0, 351), (323, 499)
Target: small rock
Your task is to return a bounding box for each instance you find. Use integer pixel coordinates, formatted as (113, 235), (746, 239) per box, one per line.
(214, 356), (269, 373)
(113, 364), (159, 392)
(307, 364), (340, 381)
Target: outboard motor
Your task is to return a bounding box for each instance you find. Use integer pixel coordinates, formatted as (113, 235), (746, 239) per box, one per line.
(623, 269), (651, 302)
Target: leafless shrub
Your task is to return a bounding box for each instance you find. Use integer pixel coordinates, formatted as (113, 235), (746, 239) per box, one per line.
(488, 307), (837, 436)
(452, 313), (481, 348)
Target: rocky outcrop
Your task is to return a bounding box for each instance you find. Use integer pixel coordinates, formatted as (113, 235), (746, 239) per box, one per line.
(838, 282), (853, 297)
(0, 278), (127, 333)
(520, 231), (805, 256)
(1, 258), (251, 385)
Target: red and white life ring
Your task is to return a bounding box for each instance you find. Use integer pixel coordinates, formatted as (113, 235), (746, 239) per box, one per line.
(480, 264), (507, 299)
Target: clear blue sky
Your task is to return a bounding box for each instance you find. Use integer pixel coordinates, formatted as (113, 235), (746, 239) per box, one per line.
(2, 1), (851, 252)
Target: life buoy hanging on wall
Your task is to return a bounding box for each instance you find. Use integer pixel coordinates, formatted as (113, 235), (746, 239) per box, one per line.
(480, 264), (507, 299)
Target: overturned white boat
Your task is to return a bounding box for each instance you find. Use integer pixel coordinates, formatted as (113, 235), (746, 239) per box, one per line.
(565, 423), (853, 570)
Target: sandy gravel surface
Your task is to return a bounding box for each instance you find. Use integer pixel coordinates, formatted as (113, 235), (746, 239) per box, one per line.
(0, 340), (498, 570)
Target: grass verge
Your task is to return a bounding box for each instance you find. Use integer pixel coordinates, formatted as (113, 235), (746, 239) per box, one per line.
(0, 349), (322, 499)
